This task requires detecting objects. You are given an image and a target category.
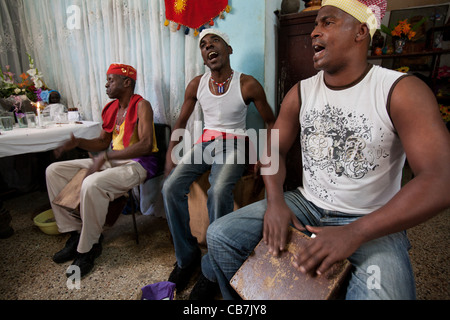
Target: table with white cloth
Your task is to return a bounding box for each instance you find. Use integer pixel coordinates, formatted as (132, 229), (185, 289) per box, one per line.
(0, 120), (165, 218)
(0, 121), (101, 158)
(0, 121), (101, 194)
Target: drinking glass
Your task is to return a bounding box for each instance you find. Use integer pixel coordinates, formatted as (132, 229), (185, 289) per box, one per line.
(1, 116), (14, 131)
(26, 112), (37, 128)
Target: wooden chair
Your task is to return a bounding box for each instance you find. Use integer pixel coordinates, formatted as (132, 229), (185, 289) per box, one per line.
(52, 123), (171, 244)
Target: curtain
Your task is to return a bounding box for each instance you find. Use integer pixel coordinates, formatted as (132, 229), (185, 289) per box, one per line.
(0, 0), (207, 217)
(0, 0), (205, 129)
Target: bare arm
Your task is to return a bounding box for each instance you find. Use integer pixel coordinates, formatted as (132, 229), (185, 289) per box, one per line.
(241, 74), (276, 129)
(261, 83), (305, 255)
(353, 76), (450, 237)
(293, 76), (450, 275)
(164, 76), (201, 176)
(241, 74), (276, 176)
(54, 129), (112, 159)
(54, 101), (156, 159)
(105, 99), (155, 161)
(88, 99), (155, 176)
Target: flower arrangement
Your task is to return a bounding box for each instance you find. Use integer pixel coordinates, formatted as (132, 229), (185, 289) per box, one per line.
(0, 53), (47, 105)
(437, 66), (450, 80)
(439, 104), (450, 123)
(395, 66), (410, 73)
(381, 17), (427, 41)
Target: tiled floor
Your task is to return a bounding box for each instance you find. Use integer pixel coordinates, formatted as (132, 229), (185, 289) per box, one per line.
(0, 190), (449, 300)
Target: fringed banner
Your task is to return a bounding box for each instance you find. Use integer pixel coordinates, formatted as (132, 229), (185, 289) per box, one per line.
(164, 0), (231, 36)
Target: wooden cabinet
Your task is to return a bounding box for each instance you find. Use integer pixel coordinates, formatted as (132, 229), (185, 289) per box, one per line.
(277, 10), (318, 114)
(277, 10), (319, 191)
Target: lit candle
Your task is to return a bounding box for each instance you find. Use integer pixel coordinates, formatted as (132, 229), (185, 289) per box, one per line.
(37, 102), (41, 127)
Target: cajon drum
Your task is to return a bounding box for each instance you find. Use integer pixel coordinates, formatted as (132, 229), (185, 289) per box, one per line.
(52, 168), (128, 227)
(188, 171), (265, 246)
(230, 227), (352, 300)
(52, 168), (88, 214)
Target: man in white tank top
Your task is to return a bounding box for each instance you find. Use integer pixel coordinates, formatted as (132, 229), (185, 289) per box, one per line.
(162, 29), (275, 298)
(206, 0), (450, 300)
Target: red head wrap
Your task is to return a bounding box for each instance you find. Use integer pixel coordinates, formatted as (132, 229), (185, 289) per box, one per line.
(107, 63), (137, 81)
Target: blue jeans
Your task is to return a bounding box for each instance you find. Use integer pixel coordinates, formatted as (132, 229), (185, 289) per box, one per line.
(162, 140), (246, 277)
(207, 189), (416, 300)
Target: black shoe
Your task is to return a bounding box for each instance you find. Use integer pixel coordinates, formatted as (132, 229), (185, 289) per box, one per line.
(168, 248), (201, 292)
(66, 240), (103, 278)
(53, 232), (80, 263)
(189, 273), (220, 300)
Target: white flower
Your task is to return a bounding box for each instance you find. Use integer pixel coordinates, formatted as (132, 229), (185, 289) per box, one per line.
(34, 79), (43, 88)
(27, 68), (36, 77)
(14, 88), (21, 94)
(28, 67), (44, 88)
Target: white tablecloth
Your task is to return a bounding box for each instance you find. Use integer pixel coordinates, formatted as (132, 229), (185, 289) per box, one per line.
(0, 121), (102, 158)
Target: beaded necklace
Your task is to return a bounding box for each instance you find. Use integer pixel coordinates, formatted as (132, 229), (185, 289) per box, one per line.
(210, 70), (234, 94)
(115, 109), (127, 135)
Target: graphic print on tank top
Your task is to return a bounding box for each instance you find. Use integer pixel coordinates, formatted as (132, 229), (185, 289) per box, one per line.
(301, 103), (390, 202)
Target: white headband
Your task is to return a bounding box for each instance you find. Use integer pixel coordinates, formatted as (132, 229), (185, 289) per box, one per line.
(198, 28), (230, 46)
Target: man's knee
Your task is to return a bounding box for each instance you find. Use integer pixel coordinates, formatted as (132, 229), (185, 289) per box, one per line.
(45, 162), (59, 179)
(162, 174), (178, 200)
(206, 213), (237, 249)
(206, 218), (224, 247)
(80, 174), (101, 196)
(162, 166), (196, 200)
(347, 233), (416, 300)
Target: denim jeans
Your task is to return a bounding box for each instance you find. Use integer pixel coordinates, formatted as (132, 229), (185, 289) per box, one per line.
(162, 140), (246, 275)
(207, 189), (416, 300)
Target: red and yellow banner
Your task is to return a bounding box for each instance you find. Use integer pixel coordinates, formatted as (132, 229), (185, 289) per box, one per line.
(165, 0), (229, 30)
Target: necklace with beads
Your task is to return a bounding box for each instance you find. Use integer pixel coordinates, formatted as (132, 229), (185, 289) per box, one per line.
(210, 70), (234, 94)
(115, 108), (127, 135)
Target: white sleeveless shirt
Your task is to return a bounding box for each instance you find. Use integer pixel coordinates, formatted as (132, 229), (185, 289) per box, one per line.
(299, 65), (407, 214)
(197, 71), (248, 134)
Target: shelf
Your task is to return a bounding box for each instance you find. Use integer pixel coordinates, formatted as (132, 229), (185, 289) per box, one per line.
(436, 96), (450, 104)
(368, 49), (450, 60)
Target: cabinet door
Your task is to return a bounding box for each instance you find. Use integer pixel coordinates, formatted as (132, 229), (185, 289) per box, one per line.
(278, 11), (318, 191)
(278, 11), (318, 112)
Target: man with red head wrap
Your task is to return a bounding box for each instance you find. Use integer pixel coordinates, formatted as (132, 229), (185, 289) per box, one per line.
(46, 63), (159, 278)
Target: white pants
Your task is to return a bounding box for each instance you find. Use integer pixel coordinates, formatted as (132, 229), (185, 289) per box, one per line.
(46, 158), (147, 253)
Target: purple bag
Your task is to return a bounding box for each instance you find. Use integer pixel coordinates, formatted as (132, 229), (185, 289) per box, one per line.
(140, 281), (176, 300)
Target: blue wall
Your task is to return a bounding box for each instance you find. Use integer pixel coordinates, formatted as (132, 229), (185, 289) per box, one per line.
(224, 1), (266, 84)
(213, 0), (269, 130)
